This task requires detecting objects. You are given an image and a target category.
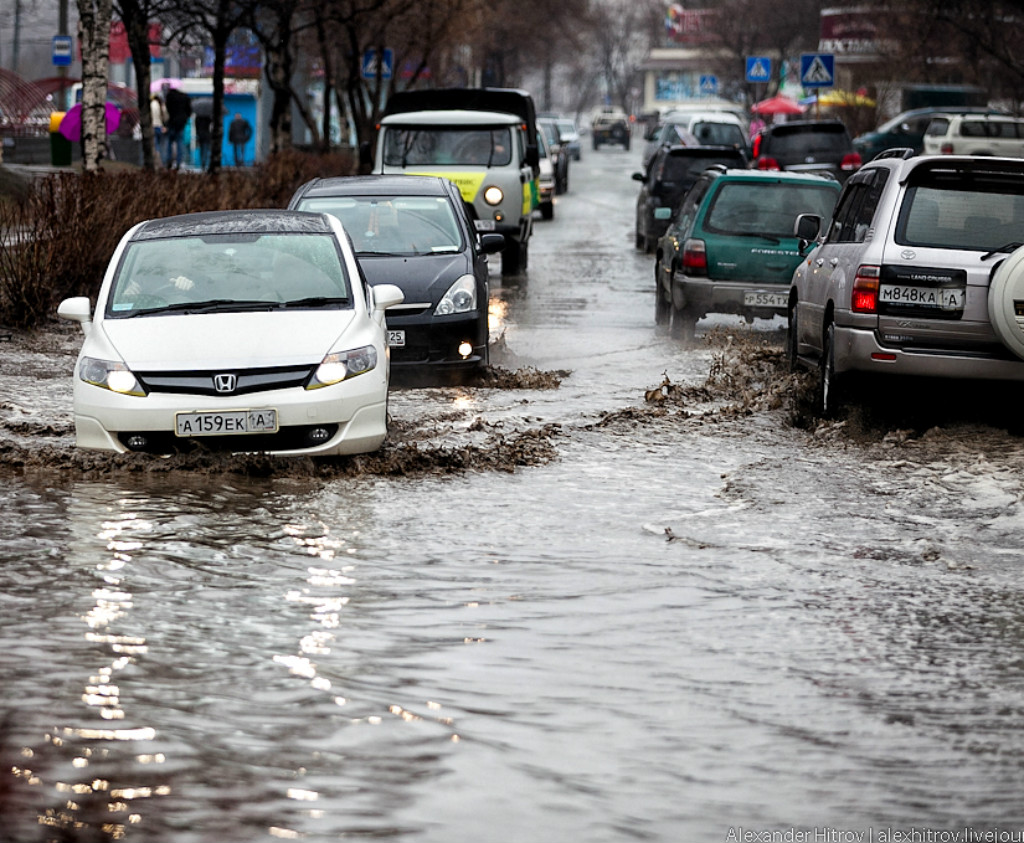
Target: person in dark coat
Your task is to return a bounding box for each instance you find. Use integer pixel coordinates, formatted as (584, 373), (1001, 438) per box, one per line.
(193, 99), (216, 170)
(228, 113), (252, 166)
(163, 86), (192, 170)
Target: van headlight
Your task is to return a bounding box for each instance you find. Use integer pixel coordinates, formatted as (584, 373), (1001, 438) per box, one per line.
(434, 275), (477, 315)
(79, 357), (146, 396)
(307, 345), (378, 389)
(483, 186), (504, 206)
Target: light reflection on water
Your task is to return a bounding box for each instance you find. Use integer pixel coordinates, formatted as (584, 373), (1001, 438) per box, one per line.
(5, 423), (1024, 840)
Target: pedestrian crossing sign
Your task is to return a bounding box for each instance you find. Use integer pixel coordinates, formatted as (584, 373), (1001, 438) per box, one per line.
(745, 56), (771, 83)
(800, 53), (835, 89)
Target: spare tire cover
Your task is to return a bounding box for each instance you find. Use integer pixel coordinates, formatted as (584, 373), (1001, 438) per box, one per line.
(987, 245), (1024, 360)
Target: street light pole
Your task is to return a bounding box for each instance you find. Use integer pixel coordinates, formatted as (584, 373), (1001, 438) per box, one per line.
(58, 0), (69, 110)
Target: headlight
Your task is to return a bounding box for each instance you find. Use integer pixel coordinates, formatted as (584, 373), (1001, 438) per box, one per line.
(483, 186), (504, 206)
(79, 357), (146, 396)
(307, 345), (378, 389)
(434, 275), (477, 316)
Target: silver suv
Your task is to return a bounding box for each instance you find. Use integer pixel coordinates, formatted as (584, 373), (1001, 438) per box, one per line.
(788, 151), (1024, 415)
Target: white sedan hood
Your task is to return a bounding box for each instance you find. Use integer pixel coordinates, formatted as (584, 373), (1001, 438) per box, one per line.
(100, 310), (359, 370)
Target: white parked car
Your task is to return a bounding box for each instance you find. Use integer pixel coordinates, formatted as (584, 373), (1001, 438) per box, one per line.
(58, 209), (404, 456)
(922, 113), (1024, 157)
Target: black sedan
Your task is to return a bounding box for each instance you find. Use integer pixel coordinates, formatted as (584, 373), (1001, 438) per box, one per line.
(288, 175), (504, 380)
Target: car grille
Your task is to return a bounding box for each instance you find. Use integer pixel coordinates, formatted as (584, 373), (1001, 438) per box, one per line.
(135, 364), (316, 397)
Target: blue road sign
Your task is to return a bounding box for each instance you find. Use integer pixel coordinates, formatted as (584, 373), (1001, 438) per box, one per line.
(361, 48), (394, 81)
(745, 56), (771, 83)
(800, 53), (835, 89)
(699, 74), (718, 96)
(52, 35), (73, 67)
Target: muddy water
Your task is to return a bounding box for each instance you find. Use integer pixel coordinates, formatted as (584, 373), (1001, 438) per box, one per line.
(4, 146), (1024, 842)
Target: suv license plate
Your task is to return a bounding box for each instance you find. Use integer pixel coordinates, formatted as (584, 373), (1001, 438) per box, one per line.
(744, 291), (788, 308)
(879, 285), (963, 310)
(176, 409), (278, 437)
(387, 330), (406, 347)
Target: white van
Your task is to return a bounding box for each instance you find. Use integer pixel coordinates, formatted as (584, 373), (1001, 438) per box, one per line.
(922, 113), (1024, 157)
(373, 88), (540, 275)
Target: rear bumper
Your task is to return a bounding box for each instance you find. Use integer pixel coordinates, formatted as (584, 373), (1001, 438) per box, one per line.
(673, 276), (788, 319)
(834, 324), (1024, 381)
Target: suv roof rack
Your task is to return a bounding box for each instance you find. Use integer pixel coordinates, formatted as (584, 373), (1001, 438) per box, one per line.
(873, 147), (916, 161)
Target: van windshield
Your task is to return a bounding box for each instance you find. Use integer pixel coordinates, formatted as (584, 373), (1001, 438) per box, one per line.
(384, 127), (514, 167)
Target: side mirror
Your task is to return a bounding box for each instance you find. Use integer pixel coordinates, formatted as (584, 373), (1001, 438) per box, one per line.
(632, 171), (645, 182)
(479, 233), (505, 254)
(794, 213), (822, 255)
(58, 296), (93, 336)
(372, 283), (404, 312)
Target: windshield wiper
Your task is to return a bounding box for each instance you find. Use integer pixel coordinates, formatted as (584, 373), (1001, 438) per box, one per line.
(981, 241), (1024, 260)
(281, 296), (350, 308)
(119, 299), (273, 317)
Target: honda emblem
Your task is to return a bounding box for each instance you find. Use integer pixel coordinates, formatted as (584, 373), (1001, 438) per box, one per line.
(214, 373), (237, 393)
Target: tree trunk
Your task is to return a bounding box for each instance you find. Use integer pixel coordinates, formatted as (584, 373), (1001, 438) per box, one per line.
(123, 11), (157, 170)
(77, 0), (113, 173)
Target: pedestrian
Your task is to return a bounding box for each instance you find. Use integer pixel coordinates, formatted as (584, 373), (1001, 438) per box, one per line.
(163, 86), (192, 170)
(150, 93), (168, 164)
(195, 109), (213, 170)
(228, 113), (252, 166)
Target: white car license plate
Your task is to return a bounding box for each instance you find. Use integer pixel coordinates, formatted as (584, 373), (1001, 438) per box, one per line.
(387, 329), (406, 347)
(474, 220), (496, 231)
(175, 409), (278, 437)
(879, 284), (963, 310)
(744, 291), (788, 308)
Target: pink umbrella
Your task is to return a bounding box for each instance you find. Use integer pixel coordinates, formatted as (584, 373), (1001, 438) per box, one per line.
(58, 102), (122, 142)
(750, 94), (806, 116)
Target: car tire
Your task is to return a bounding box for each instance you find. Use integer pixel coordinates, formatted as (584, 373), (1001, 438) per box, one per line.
(670, 305), (697, 341)
(643, 234), (655, 254)
(987, 245), (1024, 360)
(502, 239), (523, 275)
(816, 321), (843, 417)
(786, 305), (799, 372)
(635, 230), (645, 250)
(654, 262), (671, 327)
(541, 201), (554, 221)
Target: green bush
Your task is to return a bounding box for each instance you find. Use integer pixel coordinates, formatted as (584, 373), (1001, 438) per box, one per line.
(0, 148), (354, 329)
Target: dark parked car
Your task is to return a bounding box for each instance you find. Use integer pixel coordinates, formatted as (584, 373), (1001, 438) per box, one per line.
(288, 175), (504, 380)
(632, 145), (747, 253)
(751, 119), (862, 183)
(538, 116), (570, 194)
(853, 106), (1004, 161)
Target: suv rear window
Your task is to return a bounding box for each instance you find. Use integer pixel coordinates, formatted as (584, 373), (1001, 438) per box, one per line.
(705, 181), (839, 238)
(660, 153), (743, 183)
(765, 124), (851, 155)
(897, 166), (1024, 250)
(692, 122), (745, 147)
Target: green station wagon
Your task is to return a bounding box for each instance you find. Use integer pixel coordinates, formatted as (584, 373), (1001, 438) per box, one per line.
(654, 168), (841, 338)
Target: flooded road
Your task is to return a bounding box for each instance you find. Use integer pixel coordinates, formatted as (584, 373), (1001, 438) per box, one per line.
(4, 144), (1024, 842)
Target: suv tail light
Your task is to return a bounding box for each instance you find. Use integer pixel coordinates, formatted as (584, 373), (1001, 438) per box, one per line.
(751, 135), (762, 159)
(756, 157), (780, 171)
(852, 265), (880, 313)
(682, 238), (707, 275)
(941, 142), (954, 154)
(841, 152), (862, 171)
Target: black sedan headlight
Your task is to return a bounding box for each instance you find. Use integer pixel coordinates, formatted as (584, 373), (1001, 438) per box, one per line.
(434, 275), (477, 316)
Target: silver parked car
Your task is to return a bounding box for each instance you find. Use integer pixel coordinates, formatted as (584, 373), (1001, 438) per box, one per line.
(789, 151), (1024, 416)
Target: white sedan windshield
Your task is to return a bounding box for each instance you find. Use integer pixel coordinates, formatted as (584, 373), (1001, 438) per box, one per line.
(108, 233), (350, 316)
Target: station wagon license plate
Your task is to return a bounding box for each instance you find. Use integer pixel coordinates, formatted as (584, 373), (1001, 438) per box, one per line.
(387, 330), (406, 347)
(879, 284), (963, 310)
(175, 409), (278, 437)
(744, 291), (788, 308)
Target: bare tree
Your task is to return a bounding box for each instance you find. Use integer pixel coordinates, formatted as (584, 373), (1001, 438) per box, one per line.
(584, 0), (663, 113)
(77, 0), (114, 172)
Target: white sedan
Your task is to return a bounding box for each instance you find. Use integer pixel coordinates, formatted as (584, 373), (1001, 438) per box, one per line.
(58, 209), (404, 456)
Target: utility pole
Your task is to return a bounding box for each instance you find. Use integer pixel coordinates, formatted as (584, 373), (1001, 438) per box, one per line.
(13, 0), (20, 73)
(59, 0), (69, 109)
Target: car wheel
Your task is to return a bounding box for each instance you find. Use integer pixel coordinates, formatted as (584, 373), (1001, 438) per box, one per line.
(635, 229), (645, 250)
(502, 239), (523, 275)
(786, 305), (799, 372)
(670, 305), (697, 341)
(624, 135), (631, 151)
(816, 321), (843, 417)
(654, 262), (671, 327)
(541, 201), (554, 221)
(643, 234), (655, 254)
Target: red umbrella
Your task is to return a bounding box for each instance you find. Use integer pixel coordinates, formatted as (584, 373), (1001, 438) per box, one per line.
(750, 94), (806, 116)
(58, 102), (122, 142)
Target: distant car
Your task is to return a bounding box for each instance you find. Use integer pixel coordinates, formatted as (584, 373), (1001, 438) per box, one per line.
(922, 113), (1024, 157)
(655, 168), (840, 338)
(56, 209), (405, 455)
(591, 108), (631, 150)
(555, 117), (582, 160)
(641, 120), (699, 170)
(789, 152), (1024, 416)
(536, 129), (557, 220)
(537, 116), (570, 194)
(853, 106), (1003, 161)
(632, 145), (747, 253)
(288, 175), (504, 380)
(664, 111), (749, 157)
(751, 119), (862, 183)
